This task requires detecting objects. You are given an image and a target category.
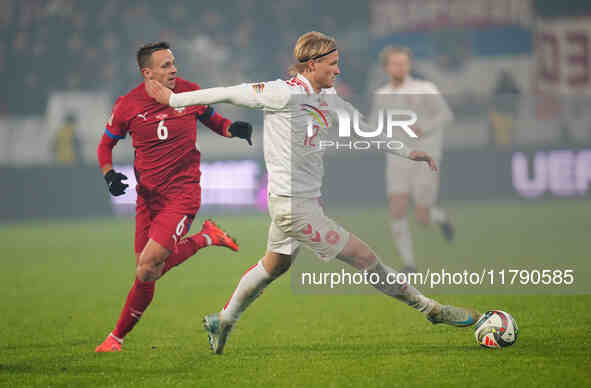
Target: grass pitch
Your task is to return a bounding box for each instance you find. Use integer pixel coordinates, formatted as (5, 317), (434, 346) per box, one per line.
(1, 200), (590, 387)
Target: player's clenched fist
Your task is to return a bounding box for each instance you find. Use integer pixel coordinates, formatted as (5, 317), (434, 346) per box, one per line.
(229, 122), (254, 145)
(409, 151), (438, 172)
(145, 79), (172, 105)
(104, 169), (129, 196)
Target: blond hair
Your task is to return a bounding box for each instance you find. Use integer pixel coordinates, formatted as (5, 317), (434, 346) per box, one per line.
(380, 45), (412, 67)
(288, 31), (337, 76)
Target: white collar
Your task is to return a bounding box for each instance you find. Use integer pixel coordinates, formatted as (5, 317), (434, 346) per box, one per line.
(295, 73), (335, 96)
(390, 76), (413, 90)
(296, 73), (316, 95)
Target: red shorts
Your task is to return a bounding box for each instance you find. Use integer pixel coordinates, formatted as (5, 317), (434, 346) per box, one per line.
(134, 180), (201, 254)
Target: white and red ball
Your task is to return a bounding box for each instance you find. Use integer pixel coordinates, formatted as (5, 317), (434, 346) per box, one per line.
(474, 310), (518, 349)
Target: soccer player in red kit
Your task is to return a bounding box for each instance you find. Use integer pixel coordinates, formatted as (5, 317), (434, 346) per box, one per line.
(95, 42), (254, 352)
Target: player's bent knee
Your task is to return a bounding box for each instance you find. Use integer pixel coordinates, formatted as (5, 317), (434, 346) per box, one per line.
(356, 250), (377, 270)
(341, 237), (378, 270)
(389, 195), (409, 219)
(136, 264), (151, 282)
(262, 252), (292, 278)
(415, 207), (430, 226)
(136, 263), (161, 282)
(271, 261), (291, 278)
(416, 216), (429, 226)
(338, 234), (377, 270)
(137, 241), (169, 280)
(390, 205), (407, 219)
(136, 251), (166, 281)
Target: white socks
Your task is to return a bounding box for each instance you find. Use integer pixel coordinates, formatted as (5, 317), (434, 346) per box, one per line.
(219, 257), (437, 325)
(367, 260), (435, 314)
(220, 259), (273, 324)
(391, 217), (415, 268)
(430, 207), (447, 224)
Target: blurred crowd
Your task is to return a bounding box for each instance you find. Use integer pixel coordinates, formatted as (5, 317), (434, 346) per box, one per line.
(0, 0), (368, 115)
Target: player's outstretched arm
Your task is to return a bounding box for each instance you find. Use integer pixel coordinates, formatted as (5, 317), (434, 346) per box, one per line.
(371, 135), (437, 171)
(408, 150), (438, 172)
(197, 106), (254, 145)
(368, 130), (438, 171)
(336, 95), (437, 171)
(362, 122), (437, 171)
(145, 79), (289, 111)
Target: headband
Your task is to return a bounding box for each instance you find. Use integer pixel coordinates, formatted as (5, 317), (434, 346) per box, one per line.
(299, 48), (337, 63)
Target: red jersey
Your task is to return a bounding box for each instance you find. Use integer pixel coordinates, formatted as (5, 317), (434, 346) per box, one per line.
(104, 78), (230, 193)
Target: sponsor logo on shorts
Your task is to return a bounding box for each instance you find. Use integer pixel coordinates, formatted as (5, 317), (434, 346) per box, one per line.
(302, 224), (321, 243)
(325, 230), (340, 245)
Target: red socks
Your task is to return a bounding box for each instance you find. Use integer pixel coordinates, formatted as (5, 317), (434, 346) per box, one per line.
(112, 278), (155, 340)
(111, 235), (208, 340)
(160, 234), (207, 276)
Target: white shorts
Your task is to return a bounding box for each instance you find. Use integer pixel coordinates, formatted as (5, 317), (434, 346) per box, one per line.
(386, 154), (441, 207)
(267, 195), (350, 261)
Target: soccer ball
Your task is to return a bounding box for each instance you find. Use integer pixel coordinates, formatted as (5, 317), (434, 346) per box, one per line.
(474, 310), (518, 349)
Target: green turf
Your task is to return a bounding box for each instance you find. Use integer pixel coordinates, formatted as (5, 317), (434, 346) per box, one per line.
(1, 200), (590, 387)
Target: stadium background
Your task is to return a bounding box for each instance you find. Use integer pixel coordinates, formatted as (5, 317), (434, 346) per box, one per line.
(1, 0), (590, 387)
(1, 0), (590, 217)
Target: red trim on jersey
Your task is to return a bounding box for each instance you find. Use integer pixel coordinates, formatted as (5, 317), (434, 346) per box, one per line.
(97, 132), (118, 168)
(292, 77), (311, 95)
(286, 76), (311, 95)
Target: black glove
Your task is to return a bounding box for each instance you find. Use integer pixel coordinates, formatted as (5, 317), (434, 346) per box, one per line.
(229, 121), (253, 145)
(104, 169), (128, 196)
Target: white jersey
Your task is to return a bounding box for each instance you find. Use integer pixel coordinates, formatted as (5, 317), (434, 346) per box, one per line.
(372, 77), (453, 158)
(258, 74), (337, 198)
(170, 73), (413, 198)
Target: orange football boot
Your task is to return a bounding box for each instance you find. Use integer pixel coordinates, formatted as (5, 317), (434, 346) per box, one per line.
(95, 334), (122, 352)
(198, 219), (239, 252)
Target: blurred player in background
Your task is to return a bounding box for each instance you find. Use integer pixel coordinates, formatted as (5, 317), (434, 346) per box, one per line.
(95, 42), (254, 352)
(146, 32), (480, 355)
(372, 46), (454, 273)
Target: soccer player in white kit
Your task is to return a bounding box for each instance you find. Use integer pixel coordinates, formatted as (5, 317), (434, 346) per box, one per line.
(372, 46), (455, 273)
(145, 32), (480, 354)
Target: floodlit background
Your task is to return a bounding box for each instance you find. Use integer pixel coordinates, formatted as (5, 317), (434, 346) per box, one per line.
(1, 0), (590, 212)
(2, 0), (589, 285)
(1, 1), (590, 386)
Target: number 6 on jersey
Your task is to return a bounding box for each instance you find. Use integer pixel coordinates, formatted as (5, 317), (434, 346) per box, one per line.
(157, 119), (168, 140)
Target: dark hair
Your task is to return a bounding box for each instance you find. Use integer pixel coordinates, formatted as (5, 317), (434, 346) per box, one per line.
(136, 41), (171, 69)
